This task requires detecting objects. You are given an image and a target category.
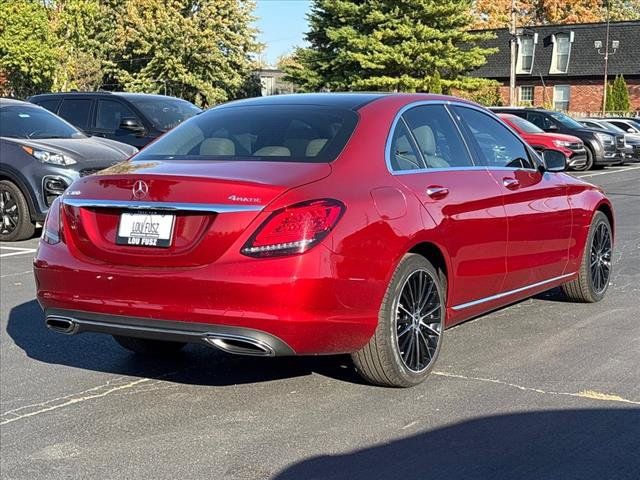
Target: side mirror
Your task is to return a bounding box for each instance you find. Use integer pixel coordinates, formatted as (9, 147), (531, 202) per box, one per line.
(628, 128), (635, 133)
(119, 118), (145, 134)
(546, 123), (558, 131)
(541, 149), (566, 172)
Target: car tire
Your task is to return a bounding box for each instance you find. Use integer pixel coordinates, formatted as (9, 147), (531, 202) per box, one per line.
(352, 254), (445, 387)
(561, 211), (612, 303)
(113, 335), (186, 356)
(0, 180), (35, 242)
(572, 146), (594, 171)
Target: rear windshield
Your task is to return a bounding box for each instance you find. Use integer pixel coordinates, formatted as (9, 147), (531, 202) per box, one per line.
(0, 105), (84, 139)
(134, 105), (359, 163)
(129, 97), (201, 131)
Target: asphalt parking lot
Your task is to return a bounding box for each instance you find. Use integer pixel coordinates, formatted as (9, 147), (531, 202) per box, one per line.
(1, 165), (639, 480)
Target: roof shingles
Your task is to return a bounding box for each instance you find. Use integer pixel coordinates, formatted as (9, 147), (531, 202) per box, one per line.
(471, 21), (640, 80)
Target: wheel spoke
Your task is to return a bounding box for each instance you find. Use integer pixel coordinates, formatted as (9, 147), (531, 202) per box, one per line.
(418, 330), (432, 361)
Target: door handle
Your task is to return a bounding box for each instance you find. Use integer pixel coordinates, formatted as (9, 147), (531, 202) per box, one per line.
(426, 186), (449, 199)
(502, 177), (520, 190)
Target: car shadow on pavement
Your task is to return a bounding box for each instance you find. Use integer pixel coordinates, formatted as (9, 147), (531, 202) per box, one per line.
(273, 408), (640, 480)
(6, 300), (365, 387)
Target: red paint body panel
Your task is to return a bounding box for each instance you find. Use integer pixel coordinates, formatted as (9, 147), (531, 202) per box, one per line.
(34, 94), (613, 355)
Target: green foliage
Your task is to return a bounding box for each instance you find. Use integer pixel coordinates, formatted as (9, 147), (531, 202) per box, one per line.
(283, 0), (497, 92)
(607, 74), (631, 113)
(0, 0), (261, 105)
(112, 0), (261, 106)
(0, 0), (57, 97)
(427, 70), (443, 94)
(455, 81), (504, 106)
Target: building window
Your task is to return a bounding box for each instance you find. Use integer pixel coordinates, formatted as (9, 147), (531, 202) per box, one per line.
(550, 32), (574, 74)
(553, 85), (570, 111)
(519, 86), (534, 104)
(516, 35), (537, 74)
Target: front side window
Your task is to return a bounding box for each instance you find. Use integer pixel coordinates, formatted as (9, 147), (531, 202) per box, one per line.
(58, 98), (93, 130)
(453, 106), (535, 169)
(402, 104), (473, 168)
(0, 105), (83, 139)
(135, 105), (358, 163)
(129, 97), (201, 132)
(550, 33), (573, 74)
(553, 86), (571, 111)
(96, 100), (141, 133)
(517, 36), (536, 74)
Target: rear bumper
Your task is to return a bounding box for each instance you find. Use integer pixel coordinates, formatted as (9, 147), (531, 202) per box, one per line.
(44, 308), (295, 356)
(33, 241), (383, 355)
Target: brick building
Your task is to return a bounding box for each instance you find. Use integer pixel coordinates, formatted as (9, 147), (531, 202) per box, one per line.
(471, 20), (640, 114)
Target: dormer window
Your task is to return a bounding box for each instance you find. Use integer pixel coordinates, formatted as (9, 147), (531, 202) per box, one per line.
(550, 32), (574, 74)
(516, 34), (537, 74)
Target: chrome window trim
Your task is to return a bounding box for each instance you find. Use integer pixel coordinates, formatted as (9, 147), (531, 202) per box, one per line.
(451, 272), (575, 311)
(62, 198), (264, 213)
(385, 100), (544, 176)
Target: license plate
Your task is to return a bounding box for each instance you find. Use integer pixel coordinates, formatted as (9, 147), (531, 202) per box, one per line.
(116, 211), (175, 248)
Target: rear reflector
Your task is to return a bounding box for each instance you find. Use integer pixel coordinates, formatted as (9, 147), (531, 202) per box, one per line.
(241, 199), (345, 257)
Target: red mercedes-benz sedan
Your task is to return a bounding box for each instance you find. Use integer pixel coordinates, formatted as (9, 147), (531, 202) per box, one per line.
(34, 94), (614, 387)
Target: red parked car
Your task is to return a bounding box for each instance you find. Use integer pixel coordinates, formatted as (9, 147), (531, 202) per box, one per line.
(34, 94), (614, 387)
(497, 113), (588, 170)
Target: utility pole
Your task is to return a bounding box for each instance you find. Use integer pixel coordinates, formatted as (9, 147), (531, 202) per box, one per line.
(602, 1), (611, 114)
(509, 0), (517, 106)
(595, 0), (619, 115)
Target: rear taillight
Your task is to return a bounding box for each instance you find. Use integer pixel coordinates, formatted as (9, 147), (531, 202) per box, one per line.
(241, 199), (345, 257)
(42, 197), (62, 245)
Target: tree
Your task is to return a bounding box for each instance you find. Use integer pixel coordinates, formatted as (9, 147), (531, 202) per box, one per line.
(0, 0), (57, 97)
(471, 0), (640, 30)
(111, 0), (262, 106)
(609, 74), (630, 112)
(284, 0), (497, 93)
(50, 0), (115, 91)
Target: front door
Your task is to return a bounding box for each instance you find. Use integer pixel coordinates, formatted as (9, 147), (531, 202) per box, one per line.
(452, 106), (572, 291)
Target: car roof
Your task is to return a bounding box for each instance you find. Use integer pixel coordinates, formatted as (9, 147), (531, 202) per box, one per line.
(216, 93), (392, 111)
(28, 91), (189, 102)
(0, 98), (32, 107)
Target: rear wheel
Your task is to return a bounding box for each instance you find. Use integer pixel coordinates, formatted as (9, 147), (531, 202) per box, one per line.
(561, 211), (612, 302)
(352, 254), (444, 387)
(0, 180), (35, 241)
(113, 335), (186, 356)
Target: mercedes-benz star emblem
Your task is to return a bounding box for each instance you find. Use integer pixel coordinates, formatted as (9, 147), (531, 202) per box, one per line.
(132, 180), (149, 199)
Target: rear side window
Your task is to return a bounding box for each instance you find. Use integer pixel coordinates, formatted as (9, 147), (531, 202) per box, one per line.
(402, 105), (473, 168)
(58, 98), (93, 130)
(388, 120), (422, 171)
(135, 106), (358, 163)
(453, 106), (536, 169)
(34, 98), (61, 113)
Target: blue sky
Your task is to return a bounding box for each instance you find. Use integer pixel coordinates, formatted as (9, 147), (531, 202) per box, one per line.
(254, 0), (312, 66)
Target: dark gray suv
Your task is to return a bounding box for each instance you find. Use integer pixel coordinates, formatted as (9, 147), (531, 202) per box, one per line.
(0, 99), (137, 241)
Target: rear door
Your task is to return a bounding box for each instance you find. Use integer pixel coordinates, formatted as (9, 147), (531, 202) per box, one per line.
(389, 103), (508, 309)
(452, 105), (572, 291)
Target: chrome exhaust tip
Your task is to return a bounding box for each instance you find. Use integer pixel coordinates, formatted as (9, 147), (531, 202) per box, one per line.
(204, 334), (274, 357)
(45, 316), (78, 335)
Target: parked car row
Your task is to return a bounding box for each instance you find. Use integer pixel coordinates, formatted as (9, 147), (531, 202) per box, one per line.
(491, 107), (639, 171)
(1, 93), (201, 241)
